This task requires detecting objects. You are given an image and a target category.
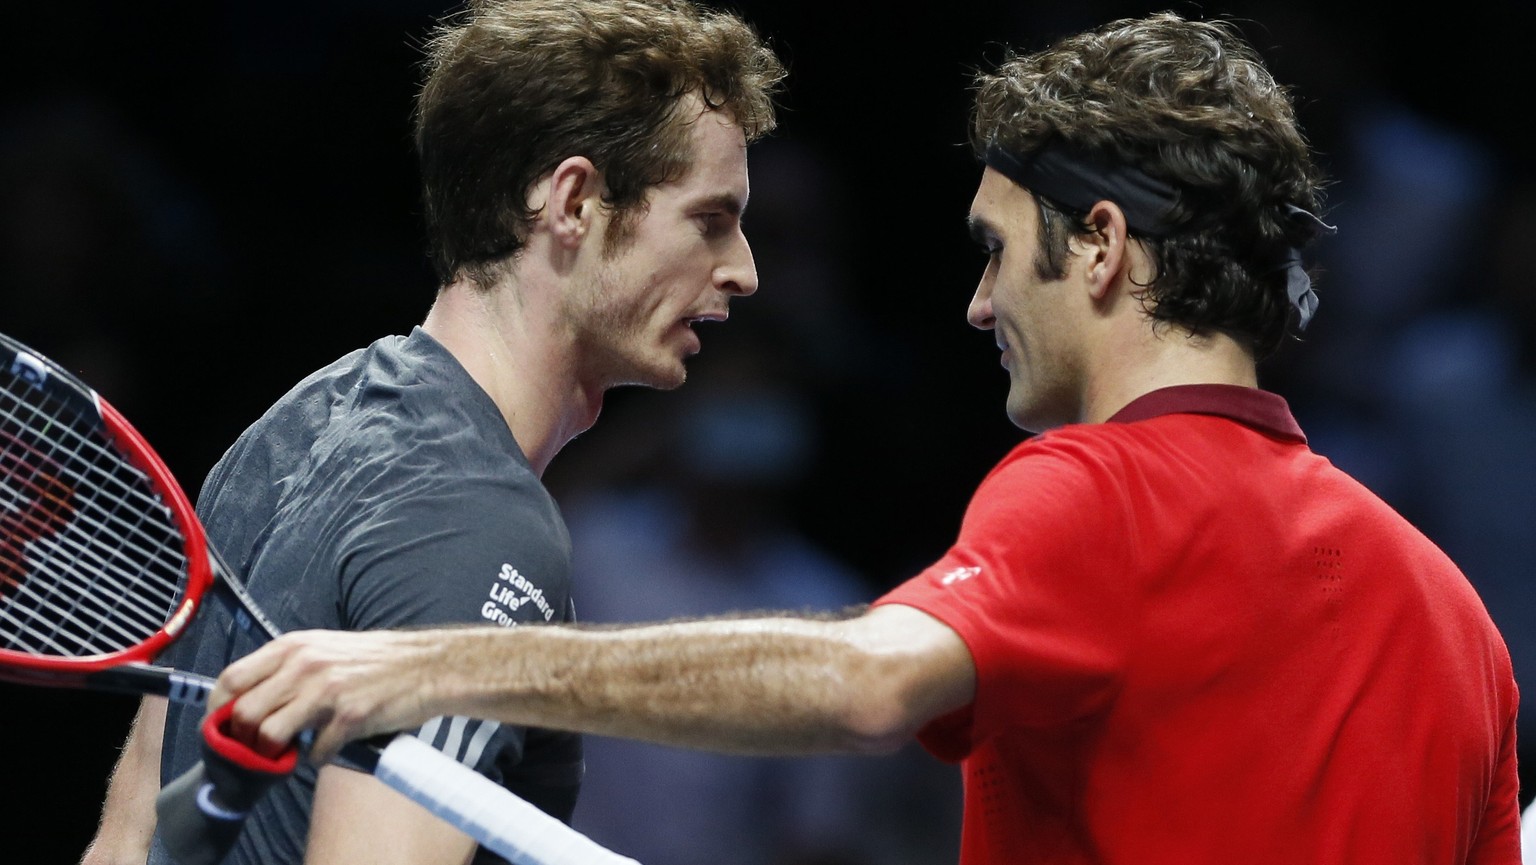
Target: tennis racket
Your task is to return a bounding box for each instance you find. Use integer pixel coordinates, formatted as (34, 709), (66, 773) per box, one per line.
(0, 329), (637, 865)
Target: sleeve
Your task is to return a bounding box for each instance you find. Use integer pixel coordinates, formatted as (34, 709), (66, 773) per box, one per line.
(873, 433), (1137, 757)
(1468, 706), (1524, 864)
(1522, 798), (1535, 865)
(336, 470), (572, 632)
(332, 470), (582, 812)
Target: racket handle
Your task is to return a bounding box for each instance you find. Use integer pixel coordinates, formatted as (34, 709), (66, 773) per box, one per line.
(155, 703), (298, 865)
(374, 735), (642, 865)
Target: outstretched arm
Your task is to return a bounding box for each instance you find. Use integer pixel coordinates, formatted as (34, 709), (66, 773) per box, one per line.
(214, 604), (975, 763)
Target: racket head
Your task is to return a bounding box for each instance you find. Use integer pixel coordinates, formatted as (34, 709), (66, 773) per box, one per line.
(0, 331), (214, 684)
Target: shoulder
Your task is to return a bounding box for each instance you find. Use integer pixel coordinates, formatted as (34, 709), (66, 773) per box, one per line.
(976, 423), (1150, 498)
(991, 418), (1176, 466)
(290, 331), (543, 511)
(981, 412), (1295, 494)
(197, 343), (383, 490)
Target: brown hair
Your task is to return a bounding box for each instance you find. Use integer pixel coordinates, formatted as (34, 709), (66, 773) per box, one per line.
(416, 0), (785, 286)
(971, 12), (1328, 357)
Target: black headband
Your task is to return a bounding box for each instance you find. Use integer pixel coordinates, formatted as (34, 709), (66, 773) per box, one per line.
(983, 141), (1335, 329)
(984, 141), (1180, 236)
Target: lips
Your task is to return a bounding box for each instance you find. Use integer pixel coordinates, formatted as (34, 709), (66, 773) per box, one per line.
(997, 339), (1011, 368)
(685, 309), (730, 325)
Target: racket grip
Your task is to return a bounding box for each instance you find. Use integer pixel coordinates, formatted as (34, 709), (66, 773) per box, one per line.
(155, 702), (299, 865)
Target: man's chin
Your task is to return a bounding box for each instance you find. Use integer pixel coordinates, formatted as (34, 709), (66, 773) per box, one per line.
(614, 358), (688, 391)
(1007, 391), (1075, 434)
(653, 369), (687, 391)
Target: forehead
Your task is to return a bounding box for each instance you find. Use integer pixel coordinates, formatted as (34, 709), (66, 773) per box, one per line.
(668, 109), (750, 199)
(969, 166), (1039, 236)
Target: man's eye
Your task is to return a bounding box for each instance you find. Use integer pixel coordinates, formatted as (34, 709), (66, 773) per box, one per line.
(970, 232), (1001, 257)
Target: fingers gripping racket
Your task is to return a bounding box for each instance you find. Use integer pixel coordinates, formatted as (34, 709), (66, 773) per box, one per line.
(0, 331), (637, 865)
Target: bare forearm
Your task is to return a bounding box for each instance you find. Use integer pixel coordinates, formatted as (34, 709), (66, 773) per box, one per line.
(217, 604), (974, 763)
(443, 616), (900, 755)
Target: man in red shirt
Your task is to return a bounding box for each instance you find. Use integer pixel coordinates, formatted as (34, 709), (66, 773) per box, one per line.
(211, 12), (1523, 863)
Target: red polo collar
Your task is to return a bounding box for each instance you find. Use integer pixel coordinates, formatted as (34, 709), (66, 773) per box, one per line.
(1107, 384), (1307, 443)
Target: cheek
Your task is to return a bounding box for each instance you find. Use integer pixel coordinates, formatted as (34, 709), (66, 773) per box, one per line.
(990, 275), (1030, 326)
(623, 233), (702, 289)
(595, 253), (664, 314)
(648, 249), (713, 304)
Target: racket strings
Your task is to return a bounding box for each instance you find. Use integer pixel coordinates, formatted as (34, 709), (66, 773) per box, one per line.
(0, 378), (188, 658)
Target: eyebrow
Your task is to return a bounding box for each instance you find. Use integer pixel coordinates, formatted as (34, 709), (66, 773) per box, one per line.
(690, 193), (746, 217)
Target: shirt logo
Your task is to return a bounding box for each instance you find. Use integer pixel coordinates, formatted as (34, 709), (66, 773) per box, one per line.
(481, 563), (555, 626)
(939, 566), (981, 586)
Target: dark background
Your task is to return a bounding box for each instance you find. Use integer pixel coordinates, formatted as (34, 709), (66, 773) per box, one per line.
(3, 0), (1533, 860)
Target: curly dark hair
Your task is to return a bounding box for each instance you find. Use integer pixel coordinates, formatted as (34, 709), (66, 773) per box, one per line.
(970, 12), (1328, 357)
(416, 0), (786, 287)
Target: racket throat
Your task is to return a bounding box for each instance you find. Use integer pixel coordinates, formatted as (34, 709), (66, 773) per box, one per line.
(87, 663), (214, 706)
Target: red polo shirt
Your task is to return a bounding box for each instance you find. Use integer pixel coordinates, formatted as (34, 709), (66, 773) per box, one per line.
(876, 385), (1521, 864)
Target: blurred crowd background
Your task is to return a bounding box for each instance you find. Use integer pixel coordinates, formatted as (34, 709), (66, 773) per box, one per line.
(3, 0), (1532, 862)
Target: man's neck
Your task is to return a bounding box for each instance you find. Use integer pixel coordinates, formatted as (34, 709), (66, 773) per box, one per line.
(1080, 324), (1259, 425)
(421, 278), (602, 476)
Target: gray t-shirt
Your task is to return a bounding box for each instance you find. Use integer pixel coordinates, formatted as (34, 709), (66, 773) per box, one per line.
(152, 327), (581, 865)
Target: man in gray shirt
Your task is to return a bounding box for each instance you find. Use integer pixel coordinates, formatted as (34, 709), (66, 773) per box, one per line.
(80, 2), (784, 863)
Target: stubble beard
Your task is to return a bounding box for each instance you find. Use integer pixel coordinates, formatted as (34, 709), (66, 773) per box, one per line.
(1006, 347), (1083, 433)
(573, 264), (686, 392)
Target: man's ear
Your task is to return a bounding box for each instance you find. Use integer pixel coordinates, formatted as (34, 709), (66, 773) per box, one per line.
(541, 156), (602, 249)
(1078, 200), (1130, 301)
